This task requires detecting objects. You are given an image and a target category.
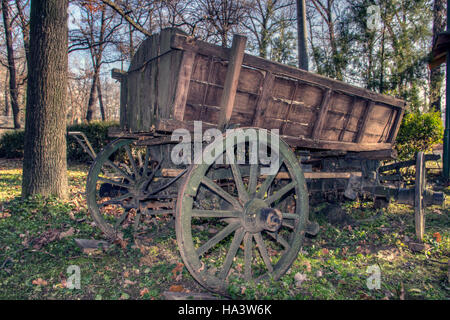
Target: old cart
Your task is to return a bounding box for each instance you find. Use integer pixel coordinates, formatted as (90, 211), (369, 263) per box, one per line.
(75, 28), (444, 294)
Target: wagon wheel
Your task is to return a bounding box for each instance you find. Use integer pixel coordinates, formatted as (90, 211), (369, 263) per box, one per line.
(87, 138), (175, 240)
(176, 128), (309, 294)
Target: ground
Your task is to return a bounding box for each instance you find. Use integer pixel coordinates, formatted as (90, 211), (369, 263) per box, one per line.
(0, 159), (448, 300)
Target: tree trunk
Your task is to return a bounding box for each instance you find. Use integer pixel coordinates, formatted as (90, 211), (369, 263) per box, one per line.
(296, 0), (309, 70)
(4, 70), (9, 117)
(97, 80), (106, 121)
(85, 66), (100, 122)
(430, 0), (446, 112)
(22, 0), (69, 199)
(2, 0), (21, 129)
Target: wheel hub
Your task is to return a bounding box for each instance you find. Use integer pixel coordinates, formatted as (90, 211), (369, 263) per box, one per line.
(241, 199), (283, 233)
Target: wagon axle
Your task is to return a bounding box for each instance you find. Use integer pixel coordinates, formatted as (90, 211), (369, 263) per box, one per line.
(242, 199), (283, 233)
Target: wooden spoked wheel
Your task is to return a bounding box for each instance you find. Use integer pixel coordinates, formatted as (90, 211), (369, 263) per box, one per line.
(176, 129), (309, 294)
(86, 139), (174, 240)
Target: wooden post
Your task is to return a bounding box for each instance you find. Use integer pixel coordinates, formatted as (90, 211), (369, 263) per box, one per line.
(218, 35), (247, 131)
(415, 152), (425, 242)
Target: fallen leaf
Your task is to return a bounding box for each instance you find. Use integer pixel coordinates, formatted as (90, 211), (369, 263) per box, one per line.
(294, 272), (307, 288)
(301, 260), (311, 272)
(124, 279), (136, 286)
(140, 288), (149, 297)
(59, 227), (75, 239)
(169, 285), (184, 292)
(32, 278), (48, 286)
(33, 229), (60, 249)
(172, 263), (184, 276)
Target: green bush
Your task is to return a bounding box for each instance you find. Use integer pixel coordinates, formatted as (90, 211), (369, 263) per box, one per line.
(395, 111), (443, 160)
(0, 121), (119, 163)
(0, 130), (25, 158)
(67, 121), (119, 163)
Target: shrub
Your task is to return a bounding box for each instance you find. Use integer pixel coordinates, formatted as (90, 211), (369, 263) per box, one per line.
(395, 111), (443, 160)
(0, 121), (119, 163)
(0, 130), (25, 158)
(67, 121), (119, 163)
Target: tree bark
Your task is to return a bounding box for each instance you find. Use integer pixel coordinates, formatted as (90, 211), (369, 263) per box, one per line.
(4, 70), (10, 117)
(22, 0), (69, 199)
(296, 0), (309, 70)
(97, 80), (106, 121)
(85, 65), (100, 122)
(430, 0), (446, 112)
(2, 0), (21, 128)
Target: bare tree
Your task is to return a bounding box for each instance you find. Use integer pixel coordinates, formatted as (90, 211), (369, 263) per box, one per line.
(430, 0), (446, 112)
(70, 1), (122, 121)
(2, 0), (21, 128)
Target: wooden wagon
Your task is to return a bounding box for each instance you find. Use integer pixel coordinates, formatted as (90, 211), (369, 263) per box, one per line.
(73, 28), (443, 294)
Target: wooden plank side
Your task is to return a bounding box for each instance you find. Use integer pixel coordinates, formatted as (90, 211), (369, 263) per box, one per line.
(252, 72), (275, 127)
(355, 100), (375, 143)
(311, 88), (332, 139)
(171, 33), (406, 108)
(387, 107), (405, 143)
(172, 50), (196, 121)
(218, 35), (247, 129)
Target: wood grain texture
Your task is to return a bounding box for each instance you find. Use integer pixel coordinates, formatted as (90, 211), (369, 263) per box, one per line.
(218, 35), (247, 129)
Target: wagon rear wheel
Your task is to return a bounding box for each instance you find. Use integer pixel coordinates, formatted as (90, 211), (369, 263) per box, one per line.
(86, 139), (174, 240)
(176, 128), (309, 294)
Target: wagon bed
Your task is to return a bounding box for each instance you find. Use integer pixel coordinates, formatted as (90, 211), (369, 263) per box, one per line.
(112, 28), (406, 153)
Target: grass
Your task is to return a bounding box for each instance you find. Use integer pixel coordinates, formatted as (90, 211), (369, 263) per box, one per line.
(0, 159), (448, 300)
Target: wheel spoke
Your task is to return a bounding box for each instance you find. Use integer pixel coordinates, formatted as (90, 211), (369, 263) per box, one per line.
(267, 232), (291, 250)
(282, 212), (299, 220)
(254, 232), (273, 273)
(282, 221), (294, 229)
(257, 157), (284, 199)
(201, 177), (242, 209)
(191, 209), (241, 218)
(99, 192), (133, 207)
(114, 208), (131, 229)
(125, 145), (140, 178)
(142, 147), (151, 177)
(104, 159), (134, 182)
(219, 227), (245, 280)
(196, 222), (240, 257)
(248, 164), (258, 197)
(98, 177), (131, 189)
(228, 160), (249, 203)
(265, 181), (296, 205)
(243, 233), (253, 281)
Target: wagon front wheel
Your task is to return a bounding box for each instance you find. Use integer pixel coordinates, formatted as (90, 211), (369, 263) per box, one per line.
(176, 128), (309, 294)
(86, 139), (173, 239)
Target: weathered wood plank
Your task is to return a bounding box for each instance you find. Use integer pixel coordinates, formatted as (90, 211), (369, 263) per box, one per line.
(280, 81), (300, 135)
(355, 100), (375, 143)
(171, 33), (406, 108)
(338, 96), (357, 141)
(159, 167), (362, 180)
(252, 72), (274, 127)
(218, 35), (247, 130)
(311, 88), (332, 139)
(172, 50), (196, 121)
(386, 107), (405, 143)
(111, 68), (126, 82)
